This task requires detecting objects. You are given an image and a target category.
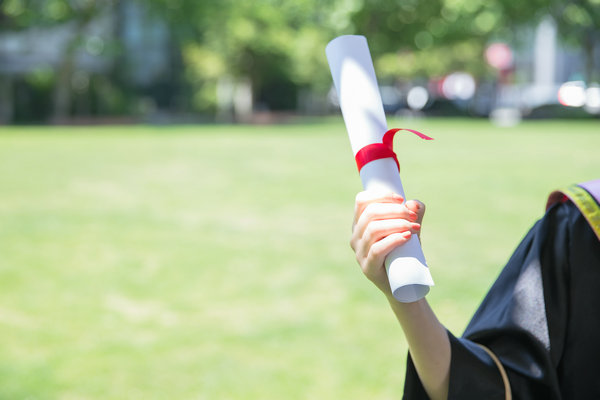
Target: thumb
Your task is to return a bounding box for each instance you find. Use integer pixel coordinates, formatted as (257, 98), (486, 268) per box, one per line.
(405, 199), (425, 225)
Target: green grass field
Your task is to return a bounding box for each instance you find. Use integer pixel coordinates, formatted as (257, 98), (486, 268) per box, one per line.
(1, 118), (598, 399)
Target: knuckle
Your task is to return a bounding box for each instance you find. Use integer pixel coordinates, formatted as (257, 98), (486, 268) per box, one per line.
(362, 222), (376, 243)
(362, 203), (378, 220)
(354, 191), (371, 210)
(355, 191), (368, 204)
(369, 242), (384, 259)
(349, 237), (357, 251)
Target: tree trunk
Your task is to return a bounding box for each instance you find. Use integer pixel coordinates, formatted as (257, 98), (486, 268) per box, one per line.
(583, 30), (596, 83)
(52, 46), (76, 121)
(0, 76), (13, 124)
(233, 78), (253, 123)
(51, 10), (96, 122)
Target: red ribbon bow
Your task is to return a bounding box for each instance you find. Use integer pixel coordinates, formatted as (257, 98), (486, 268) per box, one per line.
(354, 128), (433, 173)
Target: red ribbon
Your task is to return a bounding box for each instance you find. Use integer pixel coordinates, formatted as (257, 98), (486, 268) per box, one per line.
(355, 128), (433, 173)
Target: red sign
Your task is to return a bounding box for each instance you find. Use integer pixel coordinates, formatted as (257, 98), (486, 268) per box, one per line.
(485, 43), (513, 70)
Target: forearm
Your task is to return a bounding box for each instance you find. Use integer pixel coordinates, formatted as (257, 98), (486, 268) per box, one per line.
(350, 193), (449, 397)
(387, 296), (450, 400)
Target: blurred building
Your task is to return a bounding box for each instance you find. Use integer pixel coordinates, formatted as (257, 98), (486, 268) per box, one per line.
(495, 18), (594, 113)
(0, 1), (177, 124)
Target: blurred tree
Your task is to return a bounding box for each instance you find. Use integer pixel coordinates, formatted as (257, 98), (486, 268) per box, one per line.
(547, 1), (600, 82)
(0, 0), (115, 121)
(52, 1), (112, 120)
(350, 0), (495, 81)
(147, 0), (354, 119)
(4, 0), (597, 121)
(490, 0), (599, 82)
(351, 0), (600, 84)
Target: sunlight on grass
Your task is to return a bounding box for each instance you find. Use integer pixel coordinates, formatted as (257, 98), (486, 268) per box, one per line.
(0, 119), (598, 398)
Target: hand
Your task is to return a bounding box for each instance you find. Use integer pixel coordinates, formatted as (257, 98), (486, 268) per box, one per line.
(350, 191), (425, 296)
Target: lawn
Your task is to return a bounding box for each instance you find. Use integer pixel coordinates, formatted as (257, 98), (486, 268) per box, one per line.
(0, 118), (598, 399)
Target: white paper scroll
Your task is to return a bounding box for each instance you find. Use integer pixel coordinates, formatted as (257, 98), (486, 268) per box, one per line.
(326, 35), (433, 303)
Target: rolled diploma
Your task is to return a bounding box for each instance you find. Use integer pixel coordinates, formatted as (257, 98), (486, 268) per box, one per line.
(326, 35), (433, 302)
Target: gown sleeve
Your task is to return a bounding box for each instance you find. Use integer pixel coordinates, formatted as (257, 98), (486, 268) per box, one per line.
(403, 200), (600, 399)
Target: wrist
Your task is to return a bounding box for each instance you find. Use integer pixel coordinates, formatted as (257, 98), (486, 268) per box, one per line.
(386, 295), (429, 317)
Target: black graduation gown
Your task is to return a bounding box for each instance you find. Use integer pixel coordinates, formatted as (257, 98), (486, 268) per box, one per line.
(403, 200), (600, 399)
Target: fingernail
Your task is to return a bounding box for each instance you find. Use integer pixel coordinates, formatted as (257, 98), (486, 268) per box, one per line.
(411, 223), (421, 230)
(408, 211), (418, 221)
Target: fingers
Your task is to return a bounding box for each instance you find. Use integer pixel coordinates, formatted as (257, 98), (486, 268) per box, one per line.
(361, 216), (421, 251)
(352, 216), (420, 257)
(353, 191), (406, 226)
(350, 191), (427, 294)
(353, 196), (418, 240)
(405, 199), (426, 224)
(362, 231), (413, 275)
(351, 191), (426, 256)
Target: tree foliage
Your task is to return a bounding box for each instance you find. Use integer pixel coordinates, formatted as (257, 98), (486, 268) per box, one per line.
(1, 0), (106, 30)
(157, 0), (354, 113)
(547, 0), (600, 81)
(2, 0), (598, 120)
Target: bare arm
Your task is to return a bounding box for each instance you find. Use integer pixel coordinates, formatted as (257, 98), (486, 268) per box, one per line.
(387, 298), (450, 400)
(350, 192), (450, 400)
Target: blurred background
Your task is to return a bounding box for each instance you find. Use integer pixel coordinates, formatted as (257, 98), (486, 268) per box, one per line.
(1, 1), (599, 399)
(1, 0), (599, 125)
